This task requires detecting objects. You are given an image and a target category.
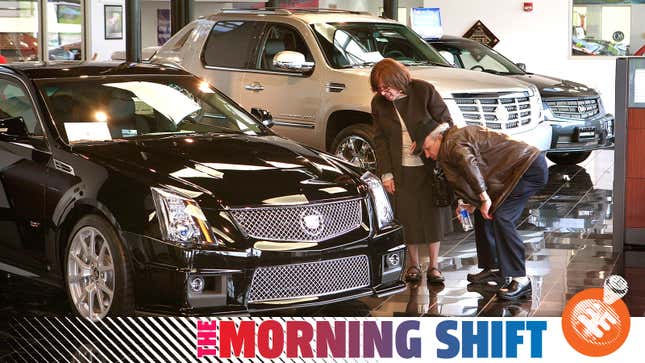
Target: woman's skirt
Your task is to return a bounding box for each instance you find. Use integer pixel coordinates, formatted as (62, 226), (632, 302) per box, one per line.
(394, 166), (448, 245)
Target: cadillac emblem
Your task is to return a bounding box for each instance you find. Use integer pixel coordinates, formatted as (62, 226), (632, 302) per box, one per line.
(300, 209), (325, 237)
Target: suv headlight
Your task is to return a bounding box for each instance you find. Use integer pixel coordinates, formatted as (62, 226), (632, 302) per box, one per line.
(361, 172), (394, 230)
(151, 187), (218, 246)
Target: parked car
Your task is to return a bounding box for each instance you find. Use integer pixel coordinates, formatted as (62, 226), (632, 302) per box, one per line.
(152, 9), (552, 173)
(426, 35), (614, 165)
(0, 62), (405, 319)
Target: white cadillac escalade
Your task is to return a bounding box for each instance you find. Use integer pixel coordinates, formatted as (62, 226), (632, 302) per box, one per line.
(153, 8), (552, 171)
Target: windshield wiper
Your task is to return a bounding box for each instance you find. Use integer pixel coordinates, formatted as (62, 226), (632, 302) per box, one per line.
(403, 60), (450, 67)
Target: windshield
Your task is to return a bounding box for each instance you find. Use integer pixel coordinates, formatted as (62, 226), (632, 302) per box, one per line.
(38, 76), (268, 144)
(431, 39), (525, 75)
(311, 22), (450, 68)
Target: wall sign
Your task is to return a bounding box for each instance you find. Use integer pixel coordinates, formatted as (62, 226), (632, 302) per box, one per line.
(463, 20), (499, 48)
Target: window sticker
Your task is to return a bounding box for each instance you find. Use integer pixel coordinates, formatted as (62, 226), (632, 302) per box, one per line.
(64, 122), (112, 143)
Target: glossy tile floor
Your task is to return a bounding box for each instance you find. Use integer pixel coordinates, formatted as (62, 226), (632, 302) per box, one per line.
(1, 150), (644, 331)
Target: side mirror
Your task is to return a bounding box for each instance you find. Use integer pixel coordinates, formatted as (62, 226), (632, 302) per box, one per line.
(251, 108), (274, 128)
(0, 116), (29, 140)
(273, 51), (315, 74)
(516, 63), (527, 71)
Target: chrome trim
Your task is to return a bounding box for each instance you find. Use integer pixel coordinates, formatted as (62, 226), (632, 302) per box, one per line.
(326, 82), (345, 93)
(273, 120), (315, 129)
(247, 255), (371, 303)
(53, 159), (75, 176)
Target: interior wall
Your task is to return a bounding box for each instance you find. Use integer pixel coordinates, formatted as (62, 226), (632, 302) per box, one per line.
(423, 0), (617, 114)
(88, 0), (126, 61)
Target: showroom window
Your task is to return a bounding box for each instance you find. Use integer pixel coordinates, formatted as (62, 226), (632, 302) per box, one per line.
(571, 0), (638, 56)
(202, 21), (265, 69)
(0, 0), (84, 63)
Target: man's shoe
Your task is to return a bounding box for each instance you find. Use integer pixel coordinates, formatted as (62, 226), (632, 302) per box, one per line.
(497, 278), (532, 300)
(466, 269), (503, 284)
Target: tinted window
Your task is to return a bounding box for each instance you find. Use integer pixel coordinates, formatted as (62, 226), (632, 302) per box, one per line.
(203, 21), (265, 68)
(0, 79), (41, 135)
(38, 76), (268, 144)
(258, 23), (313, 71)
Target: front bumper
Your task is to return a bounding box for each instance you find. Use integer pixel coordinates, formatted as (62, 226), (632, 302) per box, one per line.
(125, 226), (406, 315)
(547, 113), (614, 153)
(508, 122), (553, 151)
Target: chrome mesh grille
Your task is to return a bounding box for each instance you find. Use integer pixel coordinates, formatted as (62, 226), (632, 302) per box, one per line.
(455, 92), (533, 130)
(544, 97), (600, 120)
(229, 198), (362, 242)
(247, 255), (370, 303)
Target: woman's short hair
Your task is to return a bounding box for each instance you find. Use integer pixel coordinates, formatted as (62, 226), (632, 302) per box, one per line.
(370, 58), (411, 93)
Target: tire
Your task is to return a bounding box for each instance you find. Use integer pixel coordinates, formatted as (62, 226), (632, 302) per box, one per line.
(64, 214), (134, 320)
(330, 124), (377, 173)
(546, 151), (592, 165)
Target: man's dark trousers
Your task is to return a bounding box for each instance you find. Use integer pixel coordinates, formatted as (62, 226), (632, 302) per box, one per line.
(473, 153), (548, 277)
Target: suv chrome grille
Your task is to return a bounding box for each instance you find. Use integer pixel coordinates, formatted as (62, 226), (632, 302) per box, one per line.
(247, 255), (370, 303)
(229, 198), (363, 242)
(544, 97), (600, 120)
(454, 92), (533, 130)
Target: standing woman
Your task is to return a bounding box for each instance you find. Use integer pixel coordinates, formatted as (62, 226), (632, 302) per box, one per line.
(370, 58), (452, 283)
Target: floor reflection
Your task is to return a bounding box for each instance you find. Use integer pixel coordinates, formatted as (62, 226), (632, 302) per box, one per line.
(0, 150), (640, 324)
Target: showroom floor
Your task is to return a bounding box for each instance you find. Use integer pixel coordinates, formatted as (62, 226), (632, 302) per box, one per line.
(0, 150), (643, 331)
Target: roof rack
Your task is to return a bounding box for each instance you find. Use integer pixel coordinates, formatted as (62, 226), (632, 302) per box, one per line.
(215, 7), (371, 16)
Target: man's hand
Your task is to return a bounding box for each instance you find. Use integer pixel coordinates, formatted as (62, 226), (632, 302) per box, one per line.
(478, 191), (493, 219)
(382, 179), (395, 194)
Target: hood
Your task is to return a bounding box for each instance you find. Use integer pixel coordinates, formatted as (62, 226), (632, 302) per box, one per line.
(349, 66), (530, 97)
(509, 73), (598, 99)
(73, 134), (364, 209)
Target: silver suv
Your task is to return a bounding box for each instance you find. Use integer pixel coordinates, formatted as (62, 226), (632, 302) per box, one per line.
(153, 9), (552, 171)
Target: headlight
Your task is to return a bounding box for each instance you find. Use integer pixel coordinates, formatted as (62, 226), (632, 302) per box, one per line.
(151, 187), (219, 246)
(361, 172), (394, 230)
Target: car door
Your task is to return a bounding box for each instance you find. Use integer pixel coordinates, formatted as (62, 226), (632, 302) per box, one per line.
(0, 75), (51, 275)
(241, 22), (323, 149)
(198, 20), (266, 104)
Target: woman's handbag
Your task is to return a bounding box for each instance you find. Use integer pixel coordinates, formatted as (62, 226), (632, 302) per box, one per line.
(431, 167), (454, 207)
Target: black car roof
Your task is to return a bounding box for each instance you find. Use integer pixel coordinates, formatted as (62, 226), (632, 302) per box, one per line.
(0, 62), (190, 79)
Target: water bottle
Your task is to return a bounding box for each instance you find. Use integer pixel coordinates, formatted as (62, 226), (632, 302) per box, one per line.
(458, 199), (474, 232)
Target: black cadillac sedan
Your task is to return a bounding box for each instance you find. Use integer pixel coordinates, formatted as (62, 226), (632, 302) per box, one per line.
(427, 36), (614, 165)
(0, 62), (405, 320)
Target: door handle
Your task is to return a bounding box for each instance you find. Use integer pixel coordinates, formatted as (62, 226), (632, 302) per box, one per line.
(244, 82), (265, 91)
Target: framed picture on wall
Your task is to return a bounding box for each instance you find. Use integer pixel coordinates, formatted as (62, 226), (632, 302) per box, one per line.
(104, 5), (123, 40)
(157, 9), (171, 46)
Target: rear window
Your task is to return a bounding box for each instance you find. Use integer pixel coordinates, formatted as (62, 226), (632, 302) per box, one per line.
(202, 21), (265, 69)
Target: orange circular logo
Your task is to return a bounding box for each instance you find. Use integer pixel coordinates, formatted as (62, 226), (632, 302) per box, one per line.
(562, 285), (630, 356)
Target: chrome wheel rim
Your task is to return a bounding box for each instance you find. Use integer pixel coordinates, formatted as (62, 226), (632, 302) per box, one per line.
(334, 135), (377, 172)
(67, 226), (115, 321)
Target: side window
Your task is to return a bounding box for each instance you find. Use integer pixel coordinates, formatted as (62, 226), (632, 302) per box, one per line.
(0, 79), (41, 136)
(259, 24), (313, 71)
(203, 21), (265, 68)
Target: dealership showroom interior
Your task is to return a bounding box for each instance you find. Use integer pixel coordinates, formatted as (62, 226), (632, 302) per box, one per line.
(1, 0), (645, 348)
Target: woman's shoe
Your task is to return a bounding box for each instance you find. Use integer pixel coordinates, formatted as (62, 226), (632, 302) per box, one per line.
(405, 265), (422, 282)
(426, 267), (445, 284)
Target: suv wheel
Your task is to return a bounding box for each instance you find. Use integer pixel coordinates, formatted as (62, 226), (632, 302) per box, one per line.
(331, 124), (377, 172)
(65, 215), (134, 320)
(546, 151), (592, 165)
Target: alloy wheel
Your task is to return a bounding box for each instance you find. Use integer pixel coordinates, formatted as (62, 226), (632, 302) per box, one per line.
(334, 135), (377, 172)
(67, 226), (115, 320)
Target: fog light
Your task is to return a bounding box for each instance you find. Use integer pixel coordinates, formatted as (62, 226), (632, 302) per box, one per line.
(189, 276), (205, 293)
(386, 253), (400, 268)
